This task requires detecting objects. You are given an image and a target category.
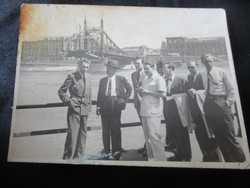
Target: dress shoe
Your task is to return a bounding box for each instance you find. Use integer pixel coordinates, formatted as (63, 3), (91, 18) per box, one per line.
(111, 151), (121, 160)
(99, 151), (110, 160)
(165, 145), (177, 153)
(63, 156), (70, 160)
(137, 147), (146, 154)
(142, 150), (147, 157)
(167, 156), (190, 162)
(167, 156), (184, 162)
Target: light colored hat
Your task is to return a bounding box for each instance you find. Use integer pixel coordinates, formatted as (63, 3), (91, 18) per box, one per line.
(105, 60), (120, 69)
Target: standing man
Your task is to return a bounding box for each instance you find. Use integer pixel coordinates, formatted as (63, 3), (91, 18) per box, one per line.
(131, 58), (146, 155)
(201, 54), (246, 162)
(163, 64), (191, 161)
(96, 60), (132, 160)
(58, 58), (92, 160)
(131, 58), (145, 117)
(139, 61), (166, 161)
(186, 61), (220, 162)
(156, 61), (164, 76)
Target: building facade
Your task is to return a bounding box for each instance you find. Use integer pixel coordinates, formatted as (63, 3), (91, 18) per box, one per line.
(161, 37), (227, 57)
(159, 37), (228, 66)
(21, 37), (68, 63)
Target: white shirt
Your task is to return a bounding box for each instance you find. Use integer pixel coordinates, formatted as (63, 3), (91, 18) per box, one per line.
(201, 66), (235, 106)
(138, 71), (146, 85)
(106, 75), (117, 96)
(140, 71), (166, 117)
(192, 71), (199, 83)
(166, 74), (175, 94)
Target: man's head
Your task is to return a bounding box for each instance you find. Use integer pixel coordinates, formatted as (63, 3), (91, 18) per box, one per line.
(201, 54), (214, 71)
(78, 58), (90, 74)
(187, 61), (199, 75)
(105, 60), (120, 77)
(134, 58), (143, 72)
(156, 61), (164, 75)
(163, 63), (175, 78)
(143, 61), (155, 77)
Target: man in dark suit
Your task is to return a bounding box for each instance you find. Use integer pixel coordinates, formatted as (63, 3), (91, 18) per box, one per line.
(131, 58), (146, 155)
(96, 60), (132, 160)
(186, 61), (220, 162)
(131, 58), (144, 116)
(58, 58), (92, 160)
(163, 64), (191, 161)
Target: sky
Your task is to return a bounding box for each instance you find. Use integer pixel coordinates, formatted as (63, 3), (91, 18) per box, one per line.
(20, 4), (229, 49)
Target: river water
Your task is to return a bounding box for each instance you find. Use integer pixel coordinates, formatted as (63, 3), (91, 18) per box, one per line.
(14, 65), (231, 133)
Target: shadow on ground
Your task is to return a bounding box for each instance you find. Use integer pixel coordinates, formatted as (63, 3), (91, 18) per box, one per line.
(86, 149), (148, 161)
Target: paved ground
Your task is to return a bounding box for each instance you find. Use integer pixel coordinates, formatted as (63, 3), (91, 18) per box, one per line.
(8, 124), (205, 162)
(8, 122), (250, 169)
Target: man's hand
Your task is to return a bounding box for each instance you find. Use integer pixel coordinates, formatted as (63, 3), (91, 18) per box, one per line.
(225, 100), (232, 108)
(136, 87), (143, 97)
(96, 107), (101, 116)
(187, 88), (197, 98)
(188, 123), (196, 133)
(141, 89), (151, 95)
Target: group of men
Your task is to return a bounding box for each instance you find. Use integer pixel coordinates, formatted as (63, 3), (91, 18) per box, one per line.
(58, 54), (246, 162)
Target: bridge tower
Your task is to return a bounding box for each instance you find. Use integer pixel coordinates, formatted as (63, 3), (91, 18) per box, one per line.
(84, 16), (88, 50)
(100, 15), (104, 54)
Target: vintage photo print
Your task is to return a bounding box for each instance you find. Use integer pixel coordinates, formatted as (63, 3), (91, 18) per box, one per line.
(8, 4), (250, 169)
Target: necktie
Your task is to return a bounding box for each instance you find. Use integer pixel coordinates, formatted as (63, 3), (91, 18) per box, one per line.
(166, 77), (172, 95)
(137, 72), (140, 83)
(107, 78), (112, 96)
(207, 71), (218, 85)
(191, 75), (195, 84)
(82, 76), (85, 84)
(207, 73), (211, 95)
(207, 71), (219, 95)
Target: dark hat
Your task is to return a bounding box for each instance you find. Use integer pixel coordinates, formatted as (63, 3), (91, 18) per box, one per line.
(105, 60), (120, 69)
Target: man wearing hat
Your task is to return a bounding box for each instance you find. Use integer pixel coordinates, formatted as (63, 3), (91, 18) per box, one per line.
(96, 59), (132, 160)
(58, 58), (92, 160)
(201, 54), (246, 162)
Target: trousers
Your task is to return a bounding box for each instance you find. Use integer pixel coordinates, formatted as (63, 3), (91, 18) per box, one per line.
(141, 116), (166, 161)
(167, 99), (192, 161)
(189, 97), (221, 162)
(203, 97), (246, 162)
(101, 96), (122, 153)
(63, 112), (88, 160)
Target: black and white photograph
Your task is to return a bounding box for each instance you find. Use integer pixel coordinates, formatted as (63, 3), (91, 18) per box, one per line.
(7, 4), (250, 169)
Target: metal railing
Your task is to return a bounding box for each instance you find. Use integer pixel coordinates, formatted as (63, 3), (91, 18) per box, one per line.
(14, 99), (154, 138)
(14, 99), (240, 138)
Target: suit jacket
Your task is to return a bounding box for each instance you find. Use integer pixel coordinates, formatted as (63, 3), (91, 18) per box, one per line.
(187, 72), (204, 91)
(187, 72), (205, 119)
(97, 75), (132, 115)
(169, 76), (188, 95)
(164, 76), (187, 117)
(58, 71), (92, 116)
(131, 71), (141, 109)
